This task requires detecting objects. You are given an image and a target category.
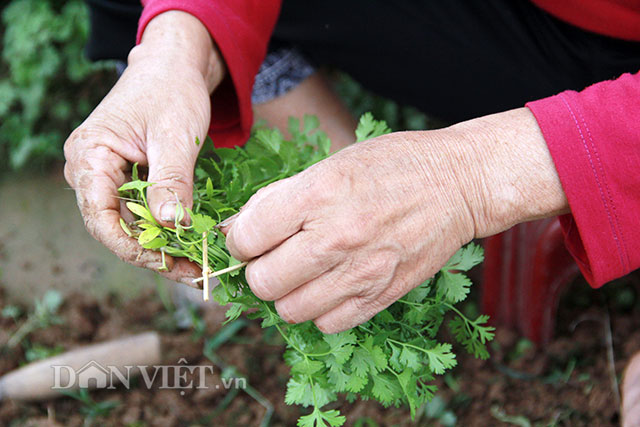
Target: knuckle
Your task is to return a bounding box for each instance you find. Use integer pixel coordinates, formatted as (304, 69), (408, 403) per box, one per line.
(352, 251), (399, 285)
(245, 263), (276, 301)
(302, 236), (336, 266)
(63, 162), (74, 187)
(275, 301), (297, 324)
(330, 218), (370, 250)
(314, 320), (339, 335)
(227, 229), (254, 261)
(151, 165), (192, 188)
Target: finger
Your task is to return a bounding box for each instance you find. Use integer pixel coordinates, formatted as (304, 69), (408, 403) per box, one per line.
(312, 297), (380, 334)
(158, 258), (203, 287)
(65, 137), (176, 273)
(225, 178), (311, 261)
(244, 230), (340, 301)
(273, 266), (356, 324)
(146, 133), (201, 227)
(73, 165), (199, 284)
(313, 275), (413, 334)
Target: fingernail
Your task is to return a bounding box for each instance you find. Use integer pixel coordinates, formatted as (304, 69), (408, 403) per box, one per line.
(216, 212), (239, 229)
(160, 202), (177, 222)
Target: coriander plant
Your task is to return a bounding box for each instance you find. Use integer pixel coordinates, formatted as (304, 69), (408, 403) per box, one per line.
(119, 114), (494, 426)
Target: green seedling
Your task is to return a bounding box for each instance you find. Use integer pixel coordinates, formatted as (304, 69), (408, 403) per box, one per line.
(491, 406), (532, 427)
(62, 388), (120, 427)
(203, 319), (273, 427)
(1, 305), (22, 323)
(6, 290), (64, 349)
(423, 395), (457, 427)
(120, 114), (494, 426)
(24, 342), (64, 363)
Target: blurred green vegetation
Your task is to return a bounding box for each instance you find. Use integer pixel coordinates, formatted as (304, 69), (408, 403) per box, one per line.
(331, 71), (446, 132)
(0, 0), (116, 172)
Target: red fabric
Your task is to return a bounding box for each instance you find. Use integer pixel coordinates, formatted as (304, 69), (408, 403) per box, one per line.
(531, 0), (640, 41)
(526, 72), (640, 287)
(136, 0), (282, 148)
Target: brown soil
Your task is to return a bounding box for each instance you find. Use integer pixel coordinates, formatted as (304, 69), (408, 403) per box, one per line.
(0, 278), (636, 427)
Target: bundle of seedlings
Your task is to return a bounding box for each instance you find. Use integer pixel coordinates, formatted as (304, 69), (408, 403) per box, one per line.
(118, 114), (494, 427)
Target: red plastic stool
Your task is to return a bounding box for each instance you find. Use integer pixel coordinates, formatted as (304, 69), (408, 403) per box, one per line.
(481, 218), (581, 344)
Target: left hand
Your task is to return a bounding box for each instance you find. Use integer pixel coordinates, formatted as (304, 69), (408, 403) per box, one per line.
(224, 108), (568, 333)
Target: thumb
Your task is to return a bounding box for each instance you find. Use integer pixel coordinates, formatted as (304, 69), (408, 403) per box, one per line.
(146, 136), (200, 227)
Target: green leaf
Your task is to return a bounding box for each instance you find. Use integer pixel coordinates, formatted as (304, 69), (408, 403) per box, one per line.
(436, 271), (471, 303)
(142, 237), (167, 250)
(445, 242), (484, 271)
(424, 343), (457, 375)
(326, 360), (350, 392)
(138, 227), (161, 246)
(397, 368), (420, 419)
(119, 218), (132, 237)
(228, 256), (243, 277)
(371, 372), (402, 405)
(291, 359), (324, 376)
(323, 330), (356, 365)
(285, 376), (312, 407)
(298, 408), (346, 427)
(345, 372), (368, 393)
(303, 114), (320, 134)
(350, 347), (375, 378)
(126, 202), (156, 224)
(118, 180), (152, 193)
(355, 112), (391, 142)
(399, 346), (422, 371)
(206, 177), (214, 199)
(189, 210), (217, 234)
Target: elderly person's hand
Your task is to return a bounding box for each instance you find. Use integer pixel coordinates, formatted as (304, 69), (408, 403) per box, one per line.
(225, 108), (569, 333)
(63, 12), (224, 283)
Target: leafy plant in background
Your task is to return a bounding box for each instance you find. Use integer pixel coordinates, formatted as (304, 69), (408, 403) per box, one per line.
(0, 0), (115, 171)
(331, 72), (448, 132)
(120, 114), (494, 426)
(4, 290), (64, 349)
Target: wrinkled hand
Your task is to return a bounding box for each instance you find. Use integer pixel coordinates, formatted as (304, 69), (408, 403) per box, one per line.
(225, 108), (568, 333)
(64, 12), (223, 283)
(224, 130), (476, 333)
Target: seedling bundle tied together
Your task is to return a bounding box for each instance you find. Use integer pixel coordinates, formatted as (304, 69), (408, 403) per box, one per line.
(118, 114), (495, 426)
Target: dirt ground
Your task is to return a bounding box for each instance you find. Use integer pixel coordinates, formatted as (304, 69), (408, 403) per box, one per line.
(0, 273), (637, 427)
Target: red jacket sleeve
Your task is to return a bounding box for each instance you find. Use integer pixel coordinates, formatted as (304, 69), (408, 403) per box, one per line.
(526, 71), (640, 287)
(136, 0), (282, 148)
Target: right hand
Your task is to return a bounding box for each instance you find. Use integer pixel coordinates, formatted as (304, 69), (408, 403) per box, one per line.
(63, 11), (224, 285)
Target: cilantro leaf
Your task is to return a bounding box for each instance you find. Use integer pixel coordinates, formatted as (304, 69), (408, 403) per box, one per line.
(445, 242), (484, 271)
(355, 112), (391, 142)
(436, 270), (471, 303)
(188, 209), (217, 234)
(424, 343), (457, 374)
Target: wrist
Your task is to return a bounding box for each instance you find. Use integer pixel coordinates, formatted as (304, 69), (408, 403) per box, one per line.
(129, 11), (225, 93)
(448, 108), (569, 238)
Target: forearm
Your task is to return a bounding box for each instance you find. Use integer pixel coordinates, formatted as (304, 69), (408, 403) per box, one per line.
(130, 11), (225, 93)
(411, 107), (569, 239)
(254, 72), (357, 152)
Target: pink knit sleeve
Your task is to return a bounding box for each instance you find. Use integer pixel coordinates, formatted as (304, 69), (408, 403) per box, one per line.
(526, 71), (640, 287)
(136, 0), (282, 148)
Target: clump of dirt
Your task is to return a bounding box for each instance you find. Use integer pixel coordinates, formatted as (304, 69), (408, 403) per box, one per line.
(0, 278), (636, 426)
